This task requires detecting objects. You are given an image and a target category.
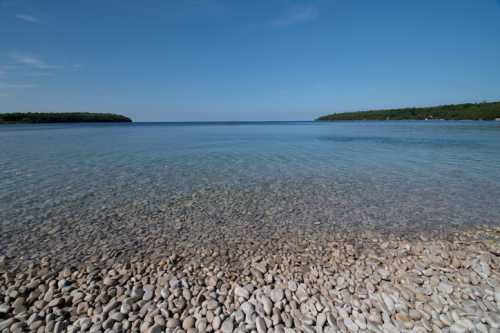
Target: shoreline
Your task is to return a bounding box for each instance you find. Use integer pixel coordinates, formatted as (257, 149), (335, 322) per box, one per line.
(1, 179), (500, 332)
(1, 226), (499, 332)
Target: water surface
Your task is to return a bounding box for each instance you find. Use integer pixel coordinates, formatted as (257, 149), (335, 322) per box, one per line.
(1, 121), (500, 231)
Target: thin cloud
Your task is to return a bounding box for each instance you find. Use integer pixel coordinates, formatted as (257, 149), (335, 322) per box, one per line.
(0, 81), (36, 97)
(0, 65), (16, 79)
(71, 64), (83, 71)
(0, 82), (37, 89)
(15, 14), (40, 23)
(0, 64), (15, 73)
(10, 54), (56, 70)
(26, 71), (53, 77)
(272, 5), (319, 27)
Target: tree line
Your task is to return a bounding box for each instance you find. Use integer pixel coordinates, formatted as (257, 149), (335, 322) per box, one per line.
(317, 101), (500, 121)
(0, 112), (132, 123)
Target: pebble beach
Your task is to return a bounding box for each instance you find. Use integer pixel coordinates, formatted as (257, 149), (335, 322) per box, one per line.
(1, 181), (500, 333)
(2, 121), (500, 332)
(1, 229), (500, 333)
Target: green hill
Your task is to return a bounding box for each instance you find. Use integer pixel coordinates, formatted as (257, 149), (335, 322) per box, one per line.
(0, 112), (132, 124)
(317, 101), (500, 121)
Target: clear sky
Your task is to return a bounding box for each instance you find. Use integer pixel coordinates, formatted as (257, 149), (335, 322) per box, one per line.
(1, 0), (500, 121)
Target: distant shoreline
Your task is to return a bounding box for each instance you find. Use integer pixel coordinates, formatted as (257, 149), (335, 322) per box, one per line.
(0, 112), (132, 124)
(317, 101), (500, 121)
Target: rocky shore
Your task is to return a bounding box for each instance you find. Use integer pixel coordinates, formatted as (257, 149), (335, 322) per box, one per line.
(2, 182), (500, 332)
(1, 225), (500, 333)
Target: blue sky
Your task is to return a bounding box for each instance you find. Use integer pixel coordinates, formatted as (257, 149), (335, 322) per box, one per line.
(1, 0), (500, 121)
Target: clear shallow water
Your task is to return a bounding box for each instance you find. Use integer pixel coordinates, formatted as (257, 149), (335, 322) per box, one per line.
(1, 121), (500, 229)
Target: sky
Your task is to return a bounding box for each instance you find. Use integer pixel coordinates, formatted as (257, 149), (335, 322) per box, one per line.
(1, 0), (500, 121)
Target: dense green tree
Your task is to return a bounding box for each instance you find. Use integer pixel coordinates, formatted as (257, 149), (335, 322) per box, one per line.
(0, 113), (132, 123)
(317, 102), (500, 121)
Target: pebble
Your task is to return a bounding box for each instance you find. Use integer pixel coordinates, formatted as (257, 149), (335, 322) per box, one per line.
(221, 317), (234, 333)
(206, 300), (219, 310)
(256, 317), (267, 333)
(212, 316), (221, 330)
(167, 318), (180, 328)
(183, 316), (195, 329)
(438, 282), (453, 294)
(235, 286), (250, 299)
(0, 220), (498, 333)
(261, 296), (273, 315)
(0, 319), (14, 331)
(143, 285), (154, 301)
(148, 324), (164, 333)
(449, 323), (467, 333)
(344, 318), (359, 332)
(272, 288), (284, 303)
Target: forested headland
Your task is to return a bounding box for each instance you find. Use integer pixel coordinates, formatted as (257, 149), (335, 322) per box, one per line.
(317, 102), (500, 121)
(0, 112), (132, 124)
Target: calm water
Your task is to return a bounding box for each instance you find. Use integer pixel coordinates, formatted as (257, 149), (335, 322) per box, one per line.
(1, 121), (500, 229)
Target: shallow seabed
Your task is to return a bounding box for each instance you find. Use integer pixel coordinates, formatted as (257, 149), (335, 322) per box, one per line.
(1, 177), (499, 270)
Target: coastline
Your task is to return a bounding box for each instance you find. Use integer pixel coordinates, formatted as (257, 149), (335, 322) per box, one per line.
(1, 122), (500, 332)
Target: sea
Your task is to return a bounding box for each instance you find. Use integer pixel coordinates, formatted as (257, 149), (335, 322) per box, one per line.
(1, 121), (500, 232)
